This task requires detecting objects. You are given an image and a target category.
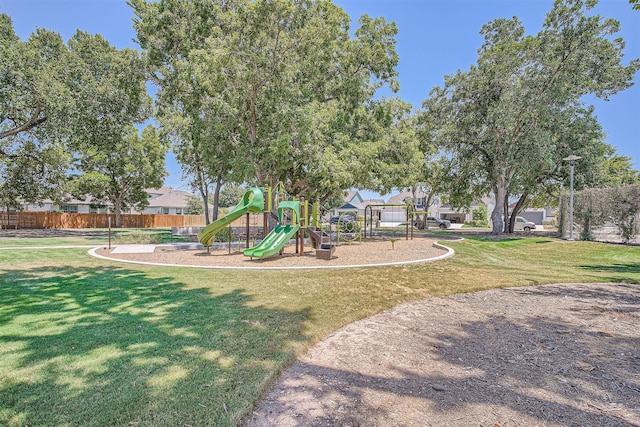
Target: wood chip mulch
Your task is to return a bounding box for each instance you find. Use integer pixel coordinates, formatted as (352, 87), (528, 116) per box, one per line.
(243, 282), (640, 427)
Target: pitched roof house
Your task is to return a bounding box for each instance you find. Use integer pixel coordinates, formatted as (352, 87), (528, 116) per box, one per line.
(143, 187), (196, 215)
(18, 187), (200, 215)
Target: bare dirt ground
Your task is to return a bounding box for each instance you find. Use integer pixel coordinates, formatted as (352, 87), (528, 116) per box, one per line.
(242, 283), (640, 427)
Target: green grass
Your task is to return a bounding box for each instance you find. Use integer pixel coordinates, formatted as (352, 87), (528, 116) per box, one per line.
(461, 222), (489, 228)
(0, 228), (194, 247)
(0, 234), (639, 426)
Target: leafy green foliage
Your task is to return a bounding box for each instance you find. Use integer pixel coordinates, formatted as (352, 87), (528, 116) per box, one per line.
(0, 15), (75, 205)
(71, 126), (168, 227)
(0, 139), (71, 207)
(420, 0), (639, 234)
(185, 195), (205, 215)
(65, 31), (152, 151)
(573, 185), (640, 243)
(598, 151), (640, 186)
(218, 184), (246, 208)
(131, 0), (412, 206)
(0, 15), (72, 144)
(0, 16), (156, 210)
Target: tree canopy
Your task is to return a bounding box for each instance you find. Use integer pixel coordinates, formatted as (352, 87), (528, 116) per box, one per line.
(420, 0), (639, 234)
(0, 14), (75, 206)
(1, 14), (156, 210)
(71, 126), (167, 227)
(130, 0), (420, 218)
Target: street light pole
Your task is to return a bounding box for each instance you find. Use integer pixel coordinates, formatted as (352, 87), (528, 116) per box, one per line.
(563, 155), (582, 241)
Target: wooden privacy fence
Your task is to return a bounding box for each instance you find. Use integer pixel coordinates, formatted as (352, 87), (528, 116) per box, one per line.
(0, 211), (205, 229)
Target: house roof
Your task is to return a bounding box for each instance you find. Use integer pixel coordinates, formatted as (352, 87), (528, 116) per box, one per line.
(145, 187), (194, 208)
(145, 186), (175, 198)
(23, 187), (200, 210)
(26, 194), (111, 206)
(344, 190), (360, 203)
(386, 189), (433, 205)
(339, 202), (361, 210)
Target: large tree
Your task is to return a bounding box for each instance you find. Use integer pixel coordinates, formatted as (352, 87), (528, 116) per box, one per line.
(1, 16), (155, 210)
(598, 150), (640, 186)
(66, 31), (152, 151)
(65, 31), (159, 227)
(0, 14), (75, 205)
(71, 126), (167, 227)
(0, 15), (72, 145)
(130, 0), (412, 218)
(421, 0), (639, 234)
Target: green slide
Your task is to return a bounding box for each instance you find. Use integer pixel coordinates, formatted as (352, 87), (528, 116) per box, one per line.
(243, 224), (300, 259)
(197, 187), (265, 247)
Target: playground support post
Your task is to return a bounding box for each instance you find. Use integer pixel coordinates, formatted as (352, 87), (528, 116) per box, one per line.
(299, 197), (305, 256)
(365, 205), (373, 239)
(245, 212), (250, 250)
(405, 206), (409, 240)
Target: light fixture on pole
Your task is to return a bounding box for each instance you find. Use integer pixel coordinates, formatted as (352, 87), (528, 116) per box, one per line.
(563, 155), (582, 241)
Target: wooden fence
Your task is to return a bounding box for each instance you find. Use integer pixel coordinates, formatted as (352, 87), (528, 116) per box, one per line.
(0, 211), (206, 229)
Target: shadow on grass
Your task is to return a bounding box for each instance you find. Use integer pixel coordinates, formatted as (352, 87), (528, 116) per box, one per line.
(459, 235), (523, 243)
(0, 265), (308, 427)
(580, 263), (640, 283)
(246, 283), (640, 426)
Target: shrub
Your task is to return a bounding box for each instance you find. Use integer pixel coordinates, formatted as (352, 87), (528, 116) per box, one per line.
(572, 185), (640, 243)
(213, 226), (234, 242)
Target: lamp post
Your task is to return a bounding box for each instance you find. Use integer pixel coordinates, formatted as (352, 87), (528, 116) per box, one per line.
(563, 155), (582, 241)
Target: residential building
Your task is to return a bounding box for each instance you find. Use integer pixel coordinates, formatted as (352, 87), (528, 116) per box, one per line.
(20, 196), (117, 214)
(143, 187), (196, 215)
(17, 187), (201, 215)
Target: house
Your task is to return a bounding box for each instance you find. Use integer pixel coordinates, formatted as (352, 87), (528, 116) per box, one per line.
(143, 187), (197, 215)
(386, 189), (433, 210)
(386, 190), (489, 224)
(20, 195), (120, 214)
(18, 187), (200, 215)
(333, 190), (365, 215)
(333, 190), (385, 216)
(331, 189), (496, 226)
(385, 189), (444, 225)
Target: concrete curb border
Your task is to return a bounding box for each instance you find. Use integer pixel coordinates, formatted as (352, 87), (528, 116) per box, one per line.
(87, 240), (458, 271)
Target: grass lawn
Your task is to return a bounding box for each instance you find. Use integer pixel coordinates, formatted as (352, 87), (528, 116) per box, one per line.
(0, 232), (639, 426)
(0, 228), (194, 247)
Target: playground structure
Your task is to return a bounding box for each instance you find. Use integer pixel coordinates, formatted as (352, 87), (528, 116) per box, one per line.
(364, 203), (411, 239)
(196, 185), (440, 262)
(406, 203), (434, 239)
(197, 184), (335, 260)
(363, 201), (447, 240)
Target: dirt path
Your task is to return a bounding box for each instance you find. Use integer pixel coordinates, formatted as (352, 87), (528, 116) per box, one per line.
(242, 283), (640, 427)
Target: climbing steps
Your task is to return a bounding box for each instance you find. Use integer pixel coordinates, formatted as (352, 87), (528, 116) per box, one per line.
(306, 226), (336, 260)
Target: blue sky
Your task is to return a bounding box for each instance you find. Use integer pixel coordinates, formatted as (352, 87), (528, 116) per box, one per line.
(2, 0), (638, 197)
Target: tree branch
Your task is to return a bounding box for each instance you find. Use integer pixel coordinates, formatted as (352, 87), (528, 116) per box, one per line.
(0, 108), (47, 140)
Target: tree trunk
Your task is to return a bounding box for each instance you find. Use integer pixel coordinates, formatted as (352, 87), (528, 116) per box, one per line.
(192, 163), (211, 224)
(197, 184), (210, 225)
(508, 193), (528, 233)
(503, 193), (509, 233)
(425, 193), (433, 214)
(490, 174), (507, 235)
(114, 194), (123, 228)
(212, 178), (222, 222)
